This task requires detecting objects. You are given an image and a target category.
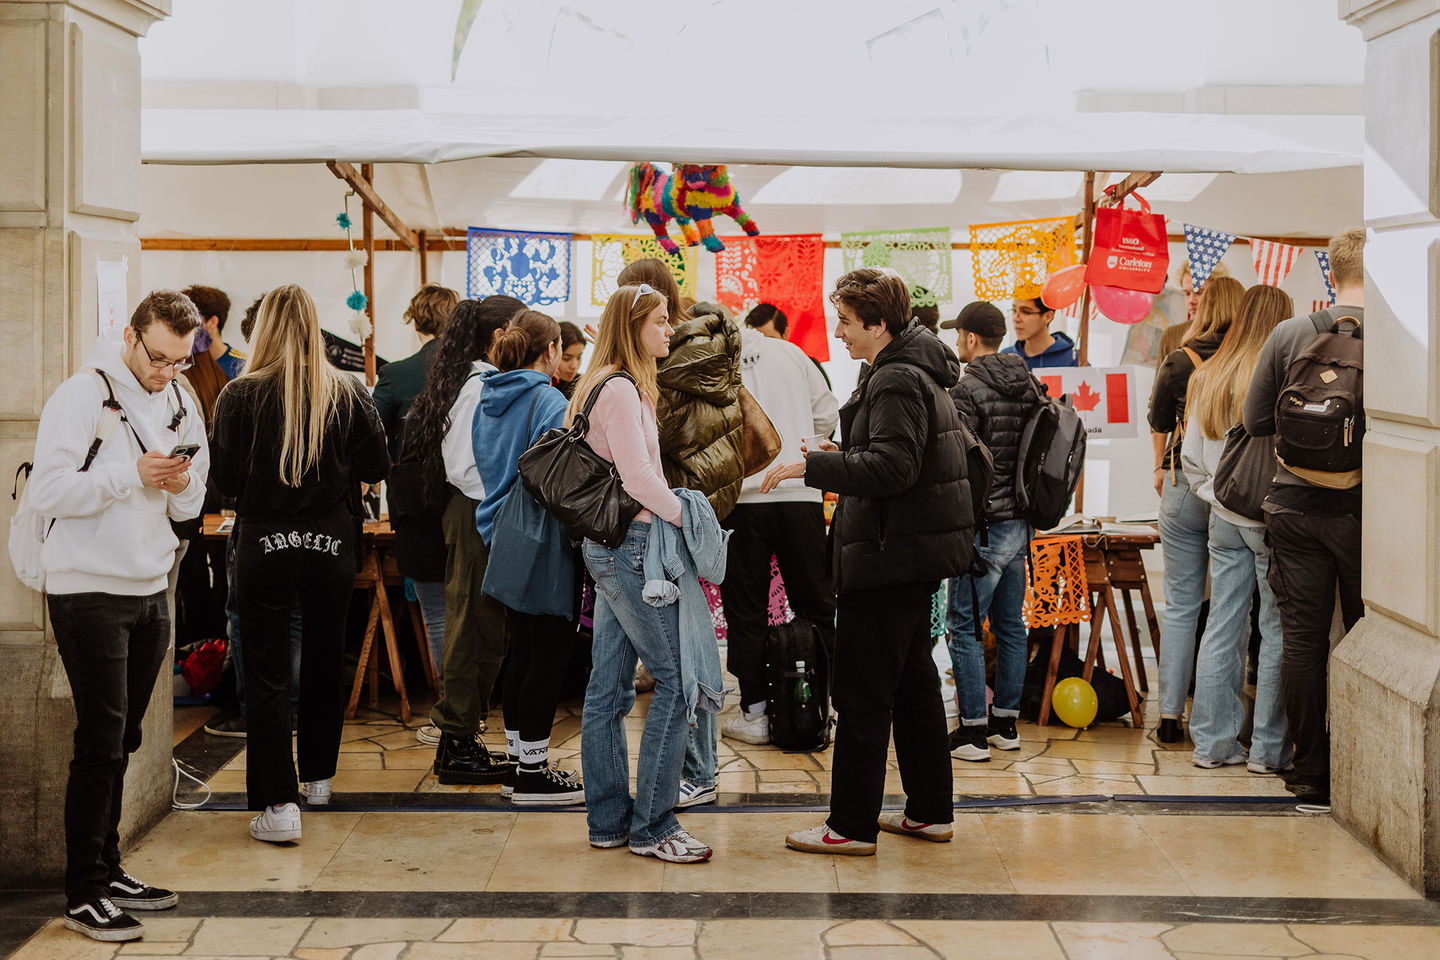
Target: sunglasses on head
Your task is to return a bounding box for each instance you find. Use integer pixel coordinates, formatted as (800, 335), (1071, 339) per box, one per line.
(631, 283), (658, 310)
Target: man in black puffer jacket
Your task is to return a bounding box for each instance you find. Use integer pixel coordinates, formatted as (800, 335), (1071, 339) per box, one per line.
(941, 301), (1042, 763)
(762, 268), (973, 856)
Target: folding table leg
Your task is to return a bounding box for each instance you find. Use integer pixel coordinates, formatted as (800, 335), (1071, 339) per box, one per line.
(1039, 623), (1070, 726)
(1121, 590), (1148, 691)
(374, 578), (412, 724)
(346, 589), (380, 721)
(1102, 588), (1144, 725)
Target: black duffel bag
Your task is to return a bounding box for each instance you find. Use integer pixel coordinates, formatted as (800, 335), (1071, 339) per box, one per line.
(517, 371), (643, 549)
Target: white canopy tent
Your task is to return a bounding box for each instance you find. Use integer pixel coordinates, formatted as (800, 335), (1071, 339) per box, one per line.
(135, 0), (1366, 517)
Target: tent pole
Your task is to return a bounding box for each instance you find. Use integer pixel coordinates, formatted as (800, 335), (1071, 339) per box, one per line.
(418, 229), (428, 285)
(1077, 171), (1096, 366)
(362, 163), (377, 386)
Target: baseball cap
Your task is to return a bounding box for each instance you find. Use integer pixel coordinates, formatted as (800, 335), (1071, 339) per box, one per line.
(941, 301), (1006, 337)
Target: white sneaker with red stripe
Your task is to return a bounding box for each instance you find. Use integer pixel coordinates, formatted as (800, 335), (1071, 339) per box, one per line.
(784, 823), (876, 856)
(876, 811), (953, 843)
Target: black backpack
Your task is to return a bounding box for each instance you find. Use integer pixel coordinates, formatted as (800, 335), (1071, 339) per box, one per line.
(958, 418), (994, 558)
(1014, 382), (1087, 530)
(1274, 309), (1364, 489)
(764, 618), (832, 751)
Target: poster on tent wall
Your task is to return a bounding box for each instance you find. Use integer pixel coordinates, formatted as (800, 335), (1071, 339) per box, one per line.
(590, 234), (696, 309)
(96, 258), (127, 337)
(713, 234), (828, 362)
(1034, 366), (1139, 440)
(969, 217), (1078, 302)
(839, 228), (952, 301)
(466, 228), (572, 306)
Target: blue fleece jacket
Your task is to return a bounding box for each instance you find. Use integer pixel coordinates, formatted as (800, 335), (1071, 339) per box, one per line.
(1001, 330), (1078, 369)
(471, 369), (568, 543)
(642, 488), (730, 723)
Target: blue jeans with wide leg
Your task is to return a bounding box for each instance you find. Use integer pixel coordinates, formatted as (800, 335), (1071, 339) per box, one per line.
(1191, 513), (1289, 768)
(1157, 471), (1210, 720)
(581, 521), (690, 848)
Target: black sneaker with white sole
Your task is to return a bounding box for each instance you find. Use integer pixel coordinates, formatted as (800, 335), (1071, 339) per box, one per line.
(64, 895), (143, 942)
(107, 870), (178, 910)
(511, 764), (585, 806)
(986, 711), (1020, 750)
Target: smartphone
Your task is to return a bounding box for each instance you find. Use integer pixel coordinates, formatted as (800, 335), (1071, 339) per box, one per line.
(168, 443), (201, 461)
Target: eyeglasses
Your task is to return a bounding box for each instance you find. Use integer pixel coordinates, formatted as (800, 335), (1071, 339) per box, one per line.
(137, 330), (194, 372)
(631, 283), (658, 309)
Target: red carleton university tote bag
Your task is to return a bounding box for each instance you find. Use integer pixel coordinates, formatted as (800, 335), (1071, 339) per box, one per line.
(1084, 191), (1169, 293)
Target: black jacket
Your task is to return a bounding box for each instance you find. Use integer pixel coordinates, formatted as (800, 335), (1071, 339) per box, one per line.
(805, 321), (975, 594)
(372, 339), (438, 462)
(951, 352), (1040, 524)
(1148, 336), (1221, 469)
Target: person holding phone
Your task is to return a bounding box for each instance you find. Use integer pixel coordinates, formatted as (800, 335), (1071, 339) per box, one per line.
(27, 290), (209, 941)
(211, 284), (390, 844)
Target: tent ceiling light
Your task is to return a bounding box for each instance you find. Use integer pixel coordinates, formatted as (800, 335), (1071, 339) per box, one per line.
(750, 167), (963, 206)
(509, 158), (627, 200)
(989, 171), (1081, 203)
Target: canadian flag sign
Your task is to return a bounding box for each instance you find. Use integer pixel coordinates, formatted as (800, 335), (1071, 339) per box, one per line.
(1036, 366), (1140, 440)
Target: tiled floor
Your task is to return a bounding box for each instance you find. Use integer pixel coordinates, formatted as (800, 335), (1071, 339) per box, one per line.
(9, 646), (1439, 959)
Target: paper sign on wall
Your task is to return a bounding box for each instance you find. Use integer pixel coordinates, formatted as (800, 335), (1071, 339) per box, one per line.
(1034, 366), (1140, 440)
(97, 258), (128, 336)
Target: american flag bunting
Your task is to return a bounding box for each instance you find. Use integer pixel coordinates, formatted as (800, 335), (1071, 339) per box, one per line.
(1315, 250), (1336, 305)
(1183, 224), (1236, 290)
(1251, 239), (1302, 287)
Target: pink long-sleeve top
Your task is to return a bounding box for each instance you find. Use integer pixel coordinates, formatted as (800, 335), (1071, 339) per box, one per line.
(584, 376), (682, 526)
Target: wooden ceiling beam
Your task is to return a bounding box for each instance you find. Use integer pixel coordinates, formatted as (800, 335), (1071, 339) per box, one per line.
(326, 160), (419, 250)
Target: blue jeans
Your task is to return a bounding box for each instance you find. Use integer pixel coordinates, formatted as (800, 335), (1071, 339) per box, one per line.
(683, 712), (717, 787)
(946, 518), (1031, 725)
(226, 531), (302, 714)
(411, 579), (447, 686)
(581, 521), (690, 847)
(1191, 513), (1289, 767)
(1157, 471), (1210, 719)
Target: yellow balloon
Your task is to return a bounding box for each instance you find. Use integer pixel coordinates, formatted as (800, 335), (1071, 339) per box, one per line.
(1052, 677), (1099, 728)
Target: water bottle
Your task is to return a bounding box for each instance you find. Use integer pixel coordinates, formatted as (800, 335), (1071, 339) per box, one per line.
(793, 660), (812, 704)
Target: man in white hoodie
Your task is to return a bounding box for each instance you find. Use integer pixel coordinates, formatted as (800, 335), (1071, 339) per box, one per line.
(720, 306), (839, 745)
(28, 290), (209, 943)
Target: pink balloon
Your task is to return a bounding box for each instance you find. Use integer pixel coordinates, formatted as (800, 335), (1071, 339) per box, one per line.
(1041, 264), (1087, 311)
(1092, 284), (1155, 325)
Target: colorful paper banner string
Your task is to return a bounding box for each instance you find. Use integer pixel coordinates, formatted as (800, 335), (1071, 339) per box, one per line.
(840, 227), (953, 301)
(969, 217), (1078, 301)
(466, 228), (572, 306)
(590, 233), (696, 309)
(713, 234), (828, 361)
(1183, 223), (1237, 290)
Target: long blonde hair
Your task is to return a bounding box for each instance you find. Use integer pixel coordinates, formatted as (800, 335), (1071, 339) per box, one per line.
(566, 284), (666, 424)
(243, 284), (354, 486)
(1183, 275), (1244, 346)
(1188, 285), (1295, 440)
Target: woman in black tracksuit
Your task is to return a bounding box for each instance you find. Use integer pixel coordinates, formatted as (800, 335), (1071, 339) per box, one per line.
(211, 284), (390, 843)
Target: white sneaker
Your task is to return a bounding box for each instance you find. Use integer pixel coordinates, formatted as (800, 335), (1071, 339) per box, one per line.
(299, 779), (331, 806)
(721, 711), (770, 745)
(677, 779), (717, 808)
(784, 823), (876, 856)
(1193, 749), (1247, 769)
(415, 724), (441, 746)
(1247, 759), (1295, 775)
(877, 811), (953, 843)
(249, 802), (301, 843)
(630, 827), (713, 863)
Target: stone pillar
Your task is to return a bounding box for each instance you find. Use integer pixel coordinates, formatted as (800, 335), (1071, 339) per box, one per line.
(0, 0), (170, 887)
(1332, 0), (1440, 898)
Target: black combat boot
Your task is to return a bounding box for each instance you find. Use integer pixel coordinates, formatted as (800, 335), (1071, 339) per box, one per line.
(434, 732), (508, 784)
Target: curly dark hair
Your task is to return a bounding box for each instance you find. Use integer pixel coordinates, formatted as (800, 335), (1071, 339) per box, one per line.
(403, 295), (525, 492)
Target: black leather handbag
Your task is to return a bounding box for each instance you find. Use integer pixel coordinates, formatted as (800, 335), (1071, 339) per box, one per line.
(1213, 422), (1275, 522)
(517, 371), (643, 549)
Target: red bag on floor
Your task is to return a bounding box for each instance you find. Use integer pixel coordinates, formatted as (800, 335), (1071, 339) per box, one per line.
(1083, 191), (1169, 293)
(180, 638), (226, 696)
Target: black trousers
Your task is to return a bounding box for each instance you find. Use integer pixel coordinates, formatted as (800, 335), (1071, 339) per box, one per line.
(719, 501), (837, 708)
(1265, 510), (1363, 786)
(235, 508), (356, 809)
(828, 581), (954, 843)
(48, 590), (170, 906)
(501, 607), (577, 757)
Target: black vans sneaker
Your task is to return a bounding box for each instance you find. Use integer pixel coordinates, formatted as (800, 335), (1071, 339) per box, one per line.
(108, 870), (178, 910)
(986, 711), (1020, 751)
(511, 764), (585, 806)
(948, 724), (990, 762)
(64, 895), (143, 942)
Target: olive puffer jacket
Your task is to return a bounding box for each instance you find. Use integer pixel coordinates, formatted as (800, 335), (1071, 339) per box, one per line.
(804, 321), (976, 594)
(950, 352), (1041, 524)
(657, 310), (745, 520)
